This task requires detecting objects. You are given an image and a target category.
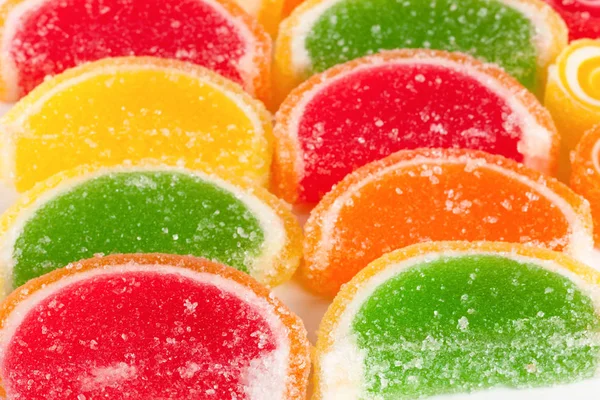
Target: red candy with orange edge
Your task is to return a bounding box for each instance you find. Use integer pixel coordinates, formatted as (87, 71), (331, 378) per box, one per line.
(0, 0), (271, 103)
(0, 254), (310, 399)
(273, 50), (559, 204)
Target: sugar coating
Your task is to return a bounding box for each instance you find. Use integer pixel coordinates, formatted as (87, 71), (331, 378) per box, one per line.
(0, 0), (270, 101)
(303, 149), (593, 298)
(316, 246), (600, 399)
(0, 165), (301, 293)
(282, 0), (566, 98)
(354, 256), (599, 397)
(542, 0), (600, 41)
(0, 261), (304, 399)
(0, 57), (272, 192)
(12, 172), (252, 286)
(275, 51), (557, 203)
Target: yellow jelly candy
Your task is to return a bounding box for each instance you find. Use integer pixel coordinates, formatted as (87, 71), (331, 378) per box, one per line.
(546, 39), (600, 180)
(0, 57), (273, 192)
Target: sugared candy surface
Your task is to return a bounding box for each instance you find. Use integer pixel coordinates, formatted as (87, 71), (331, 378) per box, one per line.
(0, 0), (271, 102)
(545, 39), (600, 179)
(0, 165), (301, 292)
(303, 148), (593, 298)
(273, 50), (559, 204)
(0, 57), (272, 192)
(274, 0), (567, 104)
(315, 242), (600, 399)
(543, 0), (600, 41)
(571, 125), (600, 244)
(0, 254), (310, 399)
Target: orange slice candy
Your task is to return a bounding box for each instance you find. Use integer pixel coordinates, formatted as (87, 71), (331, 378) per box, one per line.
(571, 124), (600, 245)
(303, 148), (593, 298)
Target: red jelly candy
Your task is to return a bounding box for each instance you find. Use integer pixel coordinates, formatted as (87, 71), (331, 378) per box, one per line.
(273, 50), (559, 204)
(0, 0), (271, 102)
(543, 0), (600, 41)
(0, 254), (310, 399)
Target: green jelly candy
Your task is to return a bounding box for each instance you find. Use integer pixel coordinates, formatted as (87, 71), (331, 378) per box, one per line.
(0, 167), (300, 291)
(283, 0), (568, 96)
(316, 244), (600, 399)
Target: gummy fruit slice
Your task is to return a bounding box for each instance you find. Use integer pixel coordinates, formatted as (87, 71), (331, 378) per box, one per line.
(0, 57), (272, 192)
(543, 0), (600, 41)
(274, 0), (567, 104)
(273, 50), (559, 204)
(303, 148), (593, 298)
(0, 0), (271, 102)
(571, 125), (600, 245)
(0, 164), (302, 293)
(315, 241), (600, 399)
(0, 254), (310, 400)
(545, 39), (600, 180)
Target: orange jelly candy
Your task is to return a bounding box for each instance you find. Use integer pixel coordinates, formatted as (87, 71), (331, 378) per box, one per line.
(303, 148), (593, 298)
(571, 124), (600, 244)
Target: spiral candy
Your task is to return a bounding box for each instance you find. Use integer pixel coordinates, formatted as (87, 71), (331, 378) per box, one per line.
(545, 39), (600, 178)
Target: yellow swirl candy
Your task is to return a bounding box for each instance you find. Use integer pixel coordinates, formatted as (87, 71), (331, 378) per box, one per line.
(545, 39), (600, 180)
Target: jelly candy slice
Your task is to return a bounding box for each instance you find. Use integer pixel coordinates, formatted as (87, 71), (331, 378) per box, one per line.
(543, 0), (600, 41)
(235, 0), (284, 36)
(303, 148), (593, 298)
(0, 164), (302, 294)
(0, 0), (271, 103)
(545, 39), (600, 180)
(274, 0), (567, 105)
(273, 50), (559, 204)
(571, 125), (600, 245)
(0, 253), (310, 399)
(315, 241), (600, 399)
(0, 57), (272, 192)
